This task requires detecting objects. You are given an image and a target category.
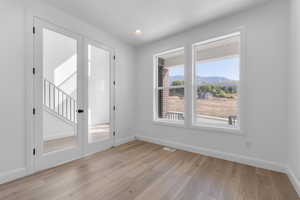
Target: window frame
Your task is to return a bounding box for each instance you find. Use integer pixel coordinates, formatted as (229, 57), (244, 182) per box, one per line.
(153, 47), (185, 126)
(191, 31), (245, 134)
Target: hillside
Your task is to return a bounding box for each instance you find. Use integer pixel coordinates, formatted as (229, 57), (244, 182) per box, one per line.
(170, 75), (238, 86)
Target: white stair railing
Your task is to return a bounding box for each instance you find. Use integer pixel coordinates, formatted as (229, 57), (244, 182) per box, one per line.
(43, 79), (77, 124)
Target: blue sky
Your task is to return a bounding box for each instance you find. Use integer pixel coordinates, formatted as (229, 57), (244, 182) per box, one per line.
(169, 57), (240, 81)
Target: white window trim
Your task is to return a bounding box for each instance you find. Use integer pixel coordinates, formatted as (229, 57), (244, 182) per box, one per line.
(153, 47), (185, 125)
(152, 28), (246, 136)
(191, 30), (246, 135)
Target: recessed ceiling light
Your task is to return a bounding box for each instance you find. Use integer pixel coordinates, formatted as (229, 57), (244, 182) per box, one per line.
(135, 29), (142, 35)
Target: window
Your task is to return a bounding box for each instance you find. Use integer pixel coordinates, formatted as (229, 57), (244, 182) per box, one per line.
(154, 48), (185, 123)
(192, 33), (241, 130)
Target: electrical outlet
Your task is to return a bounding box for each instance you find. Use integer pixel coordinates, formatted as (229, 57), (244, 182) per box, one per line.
(245, 140), (252, 149)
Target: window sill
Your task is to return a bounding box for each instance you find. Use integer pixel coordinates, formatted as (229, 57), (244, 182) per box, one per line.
(190, 124), (243, 136)
(152, 120), (244, 136)
(153, 120), (185, 128)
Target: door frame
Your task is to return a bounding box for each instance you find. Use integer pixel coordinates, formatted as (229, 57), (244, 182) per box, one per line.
(26, 16), (117, 174)
(83, 39), (116, 155)
(33, 17), (85, 172)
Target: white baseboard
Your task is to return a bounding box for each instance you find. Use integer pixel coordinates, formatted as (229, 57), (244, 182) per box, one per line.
(286, 167), (300, 197)
(136, 135), (286, 173)
(0, 168), (27, 184)
(115, 136), (136, 146)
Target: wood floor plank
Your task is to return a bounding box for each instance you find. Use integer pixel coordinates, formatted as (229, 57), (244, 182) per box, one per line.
(256, 172), (276, 200)
(0, 141), (298, 200)
(236, 164), (258, 200)
(218, 161), (240, 200)
(97, 150), (188, 200)
(54, 143), (167, 200)
(172, 156), (218, 200)
(134, 151), (196, 200)
(270, 171), (299, 200)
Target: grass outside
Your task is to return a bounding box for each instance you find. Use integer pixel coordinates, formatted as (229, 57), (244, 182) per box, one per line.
(166, 95), (238, 119)
(197, 96), (238, 119)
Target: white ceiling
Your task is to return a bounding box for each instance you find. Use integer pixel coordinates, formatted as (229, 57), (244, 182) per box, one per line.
(42, 0), (272, 46)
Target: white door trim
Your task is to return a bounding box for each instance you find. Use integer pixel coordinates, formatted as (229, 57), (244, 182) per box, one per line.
(25, 12), (118, 175)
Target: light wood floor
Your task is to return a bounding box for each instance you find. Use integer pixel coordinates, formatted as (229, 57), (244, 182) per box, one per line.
(0, 141), (298, 200)
(44, 124), (110, 153)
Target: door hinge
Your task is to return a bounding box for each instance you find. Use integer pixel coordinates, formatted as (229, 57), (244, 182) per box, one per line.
(113, 131), (115, 136)
(113, 55), (116, 60)
(33, 26), (36, 34)
(32, 67), (36, 75)
(33, 148), (36, 156)
(113, 81), (116, 86)
(113, 106), (116, 111)
(33, 108), (36, 115)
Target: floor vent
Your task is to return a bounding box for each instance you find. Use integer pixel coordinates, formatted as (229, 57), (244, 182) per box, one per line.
(163, 147), (177, 152)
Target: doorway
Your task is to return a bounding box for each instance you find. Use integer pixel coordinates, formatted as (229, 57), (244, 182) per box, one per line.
(33, 18), (115, 171)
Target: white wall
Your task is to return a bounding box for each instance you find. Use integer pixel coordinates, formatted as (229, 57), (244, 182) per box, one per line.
(43, 28), (77, 85)
(0, 0), (26, 177)
(288, 0), (300, 195)
(135, 0), (289, 170)
(0, 0), (136, 183)
(43, 28), (77, 99)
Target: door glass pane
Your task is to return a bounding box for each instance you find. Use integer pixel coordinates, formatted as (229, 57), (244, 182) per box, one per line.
(88, 44), (111, 143)
(42, 28), (78, 153)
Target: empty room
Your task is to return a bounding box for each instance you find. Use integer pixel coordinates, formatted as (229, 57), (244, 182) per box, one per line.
(1, 0), (300, 199)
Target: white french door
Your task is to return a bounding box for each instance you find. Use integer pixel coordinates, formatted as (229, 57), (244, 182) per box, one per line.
(83, 40), (115, 155)
(33, 18), (84, 171)
(33, 18), (115, 171)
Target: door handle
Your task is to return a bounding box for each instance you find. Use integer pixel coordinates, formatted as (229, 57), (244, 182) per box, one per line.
(77, 109), (84, 113)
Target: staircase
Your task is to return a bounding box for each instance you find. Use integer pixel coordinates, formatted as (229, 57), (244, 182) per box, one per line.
(43, 78), (77, 125)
